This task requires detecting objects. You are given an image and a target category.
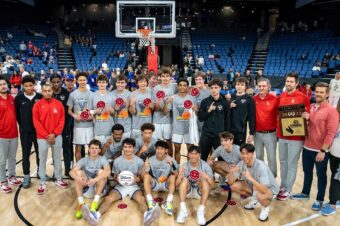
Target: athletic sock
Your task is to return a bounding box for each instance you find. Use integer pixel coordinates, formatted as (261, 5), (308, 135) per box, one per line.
(180, 202), (186, 210)
(78, 196), (84, 205)
(167, 194), (174, 202)
(198, 205), (205, 212)
(146, 194), (153, 201)
(94, 195), (100, 203)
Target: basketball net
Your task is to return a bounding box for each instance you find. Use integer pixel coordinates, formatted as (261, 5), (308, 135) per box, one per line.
(137, 28), (156, 54)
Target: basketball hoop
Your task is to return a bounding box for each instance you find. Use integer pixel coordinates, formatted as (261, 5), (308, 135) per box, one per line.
(137, 28), (155, 53)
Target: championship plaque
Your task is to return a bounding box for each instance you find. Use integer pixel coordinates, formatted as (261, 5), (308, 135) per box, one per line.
(279, 104), (307, 136)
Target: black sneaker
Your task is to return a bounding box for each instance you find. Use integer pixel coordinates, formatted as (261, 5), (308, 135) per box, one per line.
(22, 175), (31, 189)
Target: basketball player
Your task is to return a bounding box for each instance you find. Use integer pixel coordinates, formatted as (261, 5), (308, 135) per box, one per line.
(33, 83), (69, 195)
(143, 140), (178, 215)
(176, 146), (214, 225)
(228, 144), (279, 221)
(129, 75), (153, 139)
(191, 71), (210, 135)
(82, 138), (161, 226)
(67, 72), (94, 161)
(198, 79), (230, 160)
(135, 123), (157, 160)
(91, 74), (115, 144)
(0, 77), (22, 193)
(229, 77), (255, 146)
(51, 74), (73, 177)
(14, 75), (42, 188)
(70, 139), (110, 219)
(165, 78), (197, 164)
(207, 132), (241, 184)
(152, 67), (177, 154)
(100, 124), (125, 161)
(112, 75), (132, 138)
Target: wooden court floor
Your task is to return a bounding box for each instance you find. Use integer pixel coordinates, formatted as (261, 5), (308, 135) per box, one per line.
(2, 144), (338, 226)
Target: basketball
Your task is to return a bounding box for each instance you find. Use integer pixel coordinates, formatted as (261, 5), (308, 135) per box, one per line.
(158, 175), (167, 183)
(118, 171), (135, 186)
(96, 101), (106, 108)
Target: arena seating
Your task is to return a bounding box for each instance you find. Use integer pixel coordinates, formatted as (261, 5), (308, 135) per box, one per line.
(191, 28), (256, 74)
(0, 25), (58, 73)
(264, 30), (340, 77)
(72, 31), (129, 71)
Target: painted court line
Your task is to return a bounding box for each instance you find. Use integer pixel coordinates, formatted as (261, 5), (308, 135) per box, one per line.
(283, 206), (340, 225)
(30, 158), (53, 177)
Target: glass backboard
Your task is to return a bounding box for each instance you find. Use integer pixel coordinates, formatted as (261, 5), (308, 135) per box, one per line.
(116, 0), (176, 38)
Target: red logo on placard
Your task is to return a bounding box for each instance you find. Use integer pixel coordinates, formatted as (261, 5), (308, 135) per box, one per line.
(80, 111), (90, 120)
(143, 98), (152, 106)
(116, 98), (124, 106)
(189, 170), (200, 181)
(184, 100), (193, 109)
(156, 91), (165, 99)
(191, 87), (199, 97)
(96, 101), (105, 108)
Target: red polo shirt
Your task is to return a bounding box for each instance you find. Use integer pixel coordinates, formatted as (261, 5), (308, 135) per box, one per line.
(0, 94), (18, 138)
(277, 90), (310, 141)
(254, 93), (278, 131)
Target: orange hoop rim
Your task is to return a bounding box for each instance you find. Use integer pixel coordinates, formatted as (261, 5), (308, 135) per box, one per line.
(137, 28), (152, 38)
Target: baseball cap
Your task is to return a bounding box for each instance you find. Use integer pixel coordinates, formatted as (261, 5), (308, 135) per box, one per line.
(66, 74), (75, 80)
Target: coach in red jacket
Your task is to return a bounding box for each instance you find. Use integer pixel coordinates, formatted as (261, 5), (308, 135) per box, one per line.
(33, 82), (69, 195)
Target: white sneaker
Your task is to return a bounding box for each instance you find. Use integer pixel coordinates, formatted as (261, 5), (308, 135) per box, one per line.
(144, 205), (161, 226)
(176, 208), (188, 224)
(196, 209), (206, 225)
(81, 204), (100, 226)
(259, 206), (269, 221)
(244, 197), (258, 210)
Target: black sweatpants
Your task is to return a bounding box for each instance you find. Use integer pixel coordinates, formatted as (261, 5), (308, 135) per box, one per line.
(20, 132), (39, 175)
(329, 154), (340, 205)
(62, 131), (73, 174)
(199, 134), (220, 161)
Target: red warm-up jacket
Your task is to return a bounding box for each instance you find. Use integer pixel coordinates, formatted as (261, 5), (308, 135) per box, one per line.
(32, 98), (65, 139)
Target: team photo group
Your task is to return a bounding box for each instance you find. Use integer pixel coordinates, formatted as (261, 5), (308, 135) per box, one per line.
(1, 66), (340, 226)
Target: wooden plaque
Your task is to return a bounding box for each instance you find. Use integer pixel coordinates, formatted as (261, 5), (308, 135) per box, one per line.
(279, 104), (307, 136)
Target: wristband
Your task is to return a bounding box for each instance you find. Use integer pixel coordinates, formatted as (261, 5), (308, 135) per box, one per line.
(320, 149), (328, 153)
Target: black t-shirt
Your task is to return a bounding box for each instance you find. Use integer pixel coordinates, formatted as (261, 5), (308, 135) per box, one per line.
(53, 87), (71, 133)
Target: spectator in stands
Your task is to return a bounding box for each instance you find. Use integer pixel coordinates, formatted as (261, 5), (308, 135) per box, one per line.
(7, 32), (12, 41)
(227, 68), (235, 84)
(255, 69), (266, 87)
(9, 71), (21, 90)
(329, 72), (340, 108)
(205, 70), (213, 84)
(64, 36), (72, 48)
(312, 61), (321, 72)
(19, 41), (27, 52)
(102, 61), (109, 72)
(119, 52), (125, 58)
(198, 55), (204, 67)
(19, 66), (29, 78)
(0, 46), (5, 55)
(208, 53), (214, 60)
(26, 58), (33, 65)
(243, 69), (255, 88)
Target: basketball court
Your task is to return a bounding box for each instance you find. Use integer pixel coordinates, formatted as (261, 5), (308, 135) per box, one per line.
(2, 142), (339, 226)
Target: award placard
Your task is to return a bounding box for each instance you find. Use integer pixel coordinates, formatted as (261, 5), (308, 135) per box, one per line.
(279, 104), (307, 136)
